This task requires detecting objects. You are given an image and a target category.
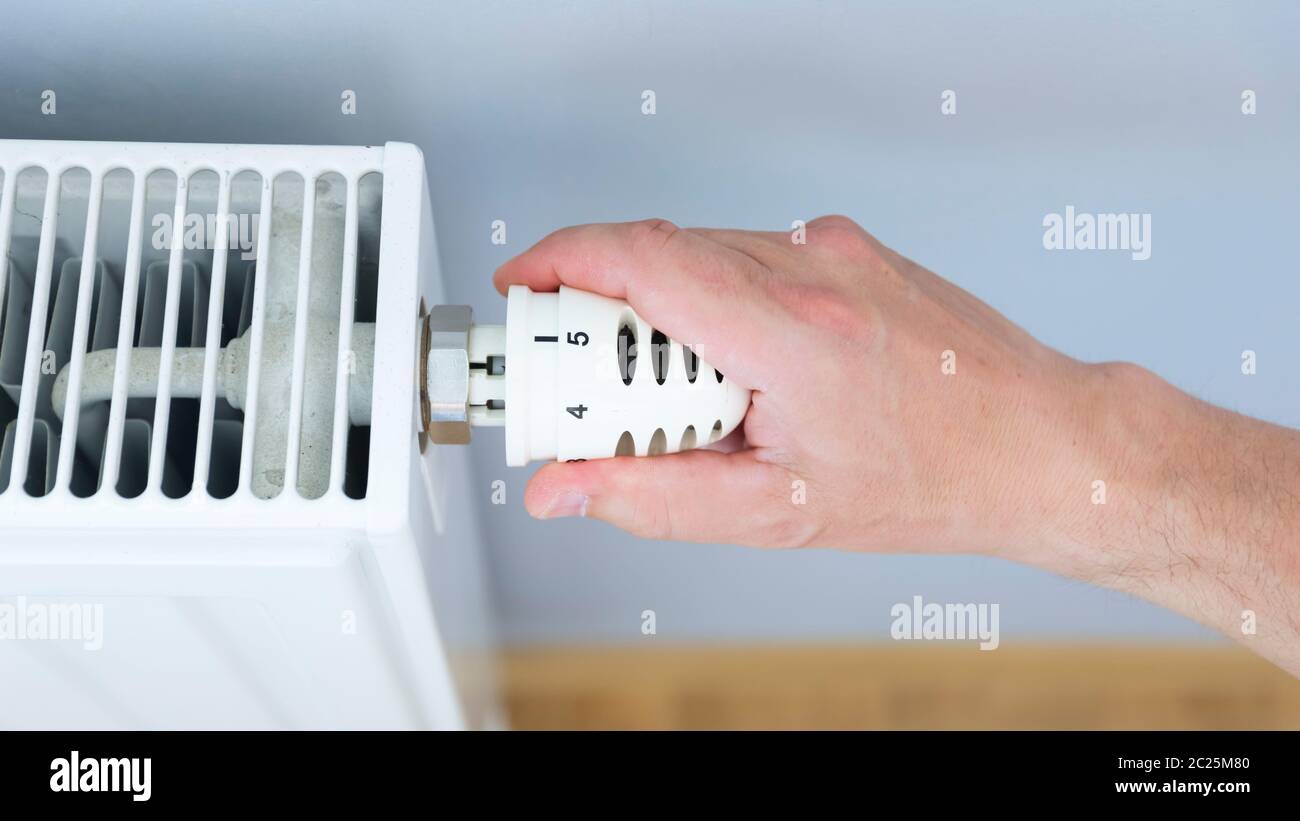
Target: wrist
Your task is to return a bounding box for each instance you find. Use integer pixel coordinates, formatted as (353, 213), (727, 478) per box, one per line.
(1004, 360), (1180, 582)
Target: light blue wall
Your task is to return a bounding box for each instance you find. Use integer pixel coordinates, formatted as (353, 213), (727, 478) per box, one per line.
(3, 1), (1296, 643)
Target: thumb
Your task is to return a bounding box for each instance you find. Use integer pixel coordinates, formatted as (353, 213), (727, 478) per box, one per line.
(523, 449), (816, 548)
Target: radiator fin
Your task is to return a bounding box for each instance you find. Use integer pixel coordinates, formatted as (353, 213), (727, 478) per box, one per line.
(0, 152), (382, 502)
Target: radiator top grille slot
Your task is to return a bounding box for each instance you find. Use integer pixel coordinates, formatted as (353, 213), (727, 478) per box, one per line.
(0, 147), (384, 503)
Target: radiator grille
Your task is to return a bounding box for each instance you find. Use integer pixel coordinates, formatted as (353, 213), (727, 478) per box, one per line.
(0, 143), (384, 502)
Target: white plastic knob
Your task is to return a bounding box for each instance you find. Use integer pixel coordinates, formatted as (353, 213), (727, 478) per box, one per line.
(499, 285), (751, 466)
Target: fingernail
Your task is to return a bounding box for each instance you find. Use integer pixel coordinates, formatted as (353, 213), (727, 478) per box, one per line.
(540, 490), (589, 519)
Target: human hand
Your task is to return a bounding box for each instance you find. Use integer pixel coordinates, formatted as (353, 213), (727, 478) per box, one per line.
(494, 216), (1104, 559)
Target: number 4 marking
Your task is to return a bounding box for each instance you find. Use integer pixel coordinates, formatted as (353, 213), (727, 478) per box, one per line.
(566, 404), (588, 419)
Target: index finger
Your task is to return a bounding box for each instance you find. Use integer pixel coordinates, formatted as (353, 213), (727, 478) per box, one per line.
(493, 220), (781, 391)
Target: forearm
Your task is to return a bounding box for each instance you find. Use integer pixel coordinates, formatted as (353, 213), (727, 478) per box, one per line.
(1025, 363), (1300, 672)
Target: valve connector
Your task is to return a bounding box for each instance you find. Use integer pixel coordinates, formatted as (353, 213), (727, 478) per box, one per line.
(419, 305), (508, 446)
(417, 286), (749, 465)
(420, 305), (473, 444)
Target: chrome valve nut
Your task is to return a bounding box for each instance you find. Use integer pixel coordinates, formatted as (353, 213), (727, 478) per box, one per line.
(420, 304), (474, 445)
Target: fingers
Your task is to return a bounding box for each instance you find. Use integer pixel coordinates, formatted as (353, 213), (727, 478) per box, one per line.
(523, 449), (816, 548)
(493, 220), (678, 297)
(493, 220), (783, 391)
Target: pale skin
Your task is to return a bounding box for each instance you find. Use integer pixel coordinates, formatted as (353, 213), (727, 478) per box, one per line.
(494, 216), (1300, 677)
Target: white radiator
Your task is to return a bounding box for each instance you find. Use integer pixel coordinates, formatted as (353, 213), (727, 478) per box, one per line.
(0, 140), (499, 729)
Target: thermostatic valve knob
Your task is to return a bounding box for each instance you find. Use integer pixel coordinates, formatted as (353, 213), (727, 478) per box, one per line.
(420, 286), (751, 465)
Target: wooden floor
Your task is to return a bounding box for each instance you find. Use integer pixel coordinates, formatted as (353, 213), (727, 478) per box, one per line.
(502, 644), (1300, 730)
